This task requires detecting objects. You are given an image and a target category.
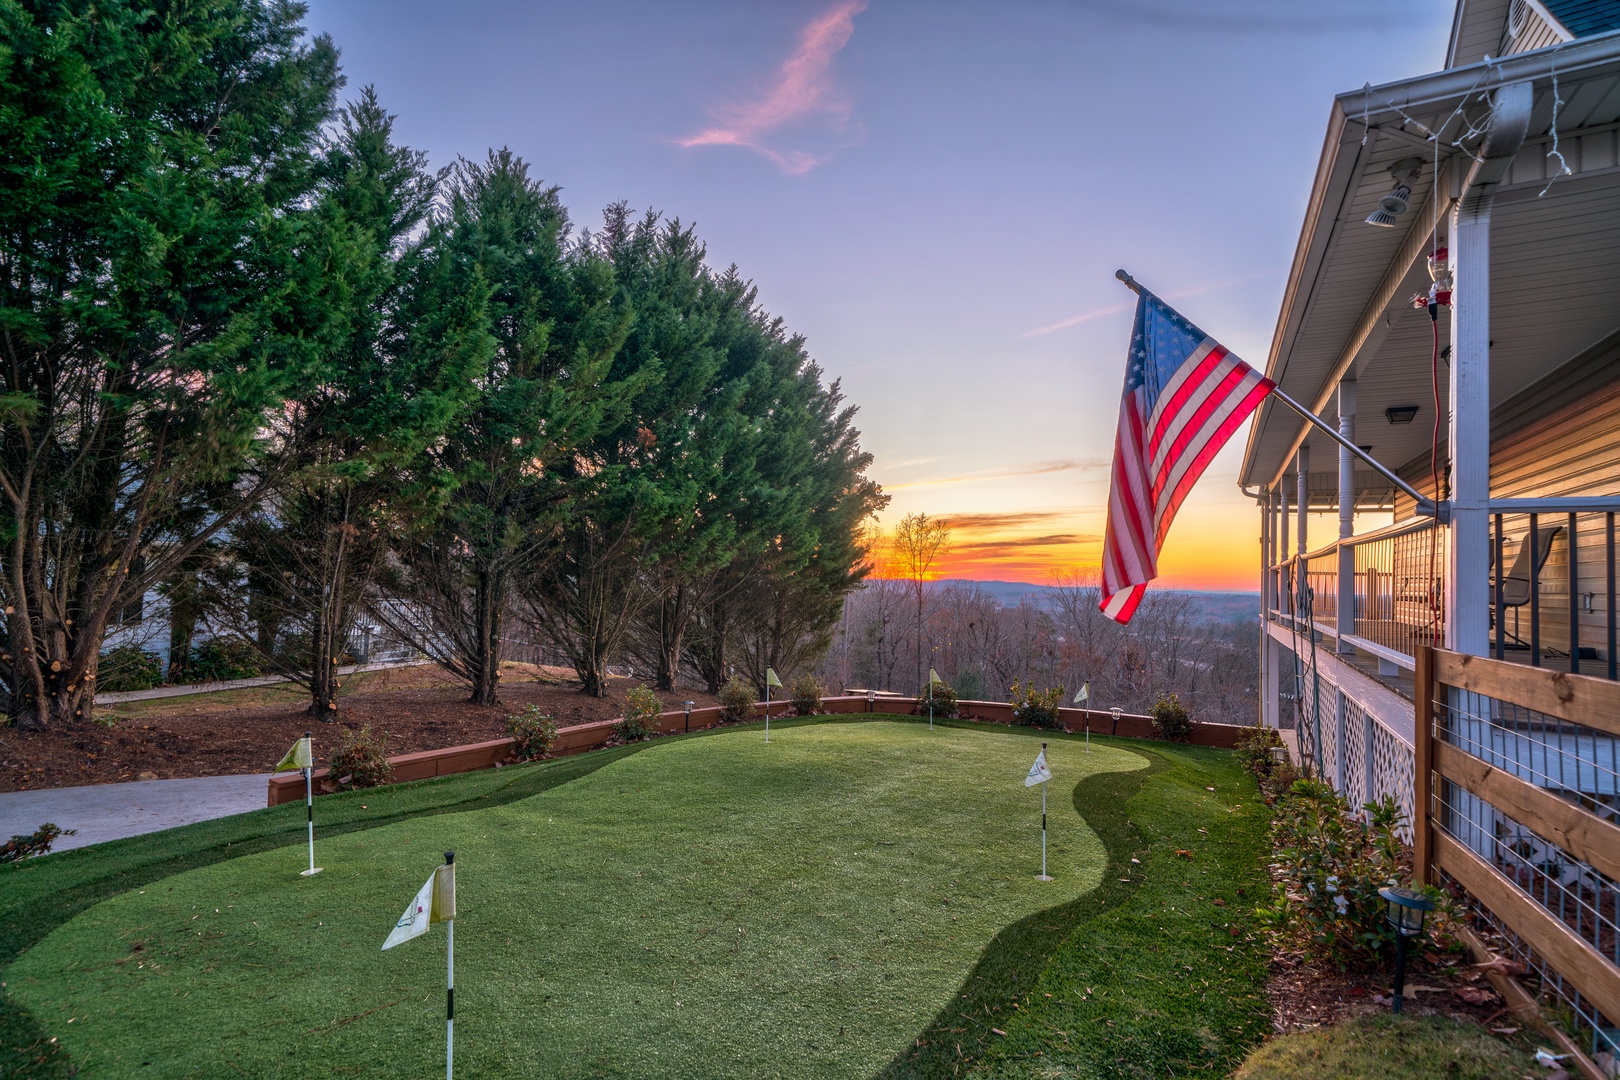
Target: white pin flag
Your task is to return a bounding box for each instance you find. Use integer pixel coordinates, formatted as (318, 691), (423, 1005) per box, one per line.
(383, 861), (456, 950)
(1025, 748), (1052, 787)
(1074, 682), (1090, 705)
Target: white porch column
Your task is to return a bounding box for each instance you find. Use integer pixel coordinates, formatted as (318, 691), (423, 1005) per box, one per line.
(1259, 494), (1273, 726)
(1280, 485), (1291, 560)
(1296, 444), (1310, 554)
(1447, 81), (1532, 656)
(1337, 380), (1357, 652)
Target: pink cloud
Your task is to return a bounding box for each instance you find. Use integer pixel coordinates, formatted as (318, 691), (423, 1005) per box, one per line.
(677, 0), (867, 175)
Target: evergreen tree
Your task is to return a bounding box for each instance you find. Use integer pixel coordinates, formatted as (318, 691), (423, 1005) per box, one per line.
(0, 1), (343, 728)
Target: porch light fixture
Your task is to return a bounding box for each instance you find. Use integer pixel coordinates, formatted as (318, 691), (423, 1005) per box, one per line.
(1385, 405), (1420, 425)
(1378, 885), (1435, 1014)
(1365, 159), (1423, 227)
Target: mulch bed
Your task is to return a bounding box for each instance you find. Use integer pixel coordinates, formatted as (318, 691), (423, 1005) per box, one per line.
(0, 664), (725, 792)
(1266, 947), (1516, 1034)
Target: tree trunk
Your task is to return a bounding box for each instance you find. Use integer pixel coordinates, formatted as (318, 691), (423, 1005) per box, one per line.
(469, 566), (502, 707)
(654, 587), (687, 692)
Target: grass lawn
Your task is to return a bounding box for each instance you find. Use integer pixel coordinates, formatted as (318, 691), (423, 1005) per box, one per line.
(3, 717), (1273, 1078)
(1232, 1014), (1541, 1078)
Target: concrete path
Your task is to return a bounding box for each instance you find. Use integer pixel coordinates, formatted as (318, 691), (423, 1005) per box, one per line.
(0, 773), (271, 853)
(94, 658), (429, 706)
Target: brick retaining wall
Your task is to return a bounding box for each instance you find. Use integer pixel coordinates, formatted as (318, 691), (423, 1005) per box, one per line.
(267, 696), (1248, 806)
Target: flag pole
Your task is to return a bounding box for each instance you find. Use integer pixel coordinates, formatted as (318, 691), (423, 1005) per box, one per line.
(301, 731), (322, 877)
(1112, 268), (1438, 516)
(764, 683), (770, 743)
(445, 851), (455, 1080)
(1037, 743), (1053, 882)
(928, 678), (933, 731)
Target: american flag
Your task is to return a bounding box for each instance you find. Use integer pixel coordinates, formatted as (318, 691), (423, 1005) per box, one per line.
(1100, 289), (1274, 624)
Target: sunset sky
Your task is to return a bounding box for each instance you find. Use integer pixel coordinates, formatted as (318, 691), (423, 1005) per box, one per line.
(305, 0), (1452, 590)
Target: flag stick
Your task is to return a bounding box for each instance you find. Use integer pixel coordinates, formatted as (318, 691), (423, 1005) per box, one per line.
(301, 732), (322, 876)
(1037, 742), (1053, 881)
(1085, 709), (1091, 753)
(764, 684), (770, 743)
(928, 679), (933, 731)
(445, 851), (455, 1080)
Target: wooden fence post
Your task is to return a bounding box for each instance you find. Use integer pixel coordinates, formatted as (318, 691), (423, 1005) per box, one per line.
(1414, 645), (1435, 886)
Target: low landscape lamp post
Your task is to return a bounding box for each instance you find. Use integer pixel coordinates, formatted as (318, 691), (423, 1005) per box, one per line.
(1378, 885), (1435, 1014)
(867, 689), (876, 714)
(1110, 706), (1122, 735)
(683, 700), (694, 733)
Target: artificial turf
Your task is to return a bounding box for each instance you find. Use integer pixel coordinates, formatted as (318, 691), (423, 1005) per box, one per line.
(3, 716), (1275, 1078)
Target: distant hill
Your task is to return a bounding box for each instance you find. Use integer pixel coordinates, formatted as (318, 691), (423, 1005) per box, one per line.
(930, 579), (1258, 625)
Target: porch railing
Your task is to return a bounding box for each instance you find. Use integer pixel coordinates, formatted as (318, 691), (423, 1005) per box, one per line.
(1265, 499), (1620, 679)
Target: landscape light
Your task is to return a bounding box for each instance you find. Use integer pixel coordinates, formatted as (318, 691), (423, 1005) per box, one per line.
(683, 701), (694, 733)
(867, 689), (876, 714)
(1110, 706), (1122, 735)
(1378, 885), (1435, 1014)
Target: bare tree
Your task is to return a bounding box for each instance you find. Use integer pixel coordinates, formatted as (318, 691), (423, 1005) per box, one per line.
(892, 512), (950, 693)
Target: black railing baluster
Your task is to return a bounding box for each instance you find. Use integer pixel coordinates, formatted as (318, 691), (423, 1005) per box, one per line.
(1531, 514), (1542, 667)
(1571, 512), (1580, 674)
(1496, 513), (1506, 661)
(1607, 512), (1615, 682)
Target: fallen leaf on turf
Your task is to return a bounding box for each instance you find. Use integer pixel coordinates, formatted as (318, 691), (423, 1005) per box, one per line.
(991, 1028), (1006, 1036)
(1491, 1027), (1520, 1036)
(1454, 986), (1497, 1005)
(1204, 786), (1215, 791)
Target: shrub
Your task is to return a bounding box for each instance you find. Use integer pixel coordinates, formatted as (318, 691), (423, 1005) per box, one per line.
(329, 725), (392, 789)
(178, 640), (262, 684)
(1009, 679), (1065, 729)
(915, 681), (959, 719)
(1236, 724), (1286, 782)
(1258, 781), (1439, 968)
(506, 705), (558, 760)
(615, 685), (662, 742)
(718, 676), (755, 724)
(97, 645), (163, 693)
(789, 673), (825, 717)
(1149, 692), (1194, 742)
(1, 822), (76, 862)
(954, 668), (986, 702)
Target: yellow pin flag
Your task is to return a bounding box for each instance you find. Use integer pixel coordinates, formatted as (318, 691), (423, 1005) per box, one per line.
(273, 736), (312, 773)
(929, 668), (943, 685)
(765, 667), (782, 688)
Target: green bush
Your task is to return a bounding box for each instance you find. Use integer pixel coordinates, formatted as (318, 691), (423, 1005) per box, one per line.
(718, 676), (755, 724)
(96, 645), (164, 692)
(916, 681), (959, 719)
(328, 725), (392, 789)
(178, 640), (262, 683)
(1, 822), (75, 862)
(953, 668), (985, 702)
(1257, 781), (1434, 968)
(1236, 724), (1286, 783)
(789, 673), (825, 717)
(506, 705), (558, 761)
(1009, 679), (1064, 729)
(615, 685), (662, 742)
(1150, 692), (1194, 742)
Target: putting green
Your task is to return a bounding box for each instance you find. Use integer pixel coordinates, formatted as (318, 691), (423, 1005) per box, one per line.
(6, 722), (1146, 1078)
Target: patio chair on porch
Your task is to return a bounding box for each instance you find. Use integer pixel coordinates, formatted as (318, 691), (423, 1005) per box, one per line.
(1491, 524), (1562, 652)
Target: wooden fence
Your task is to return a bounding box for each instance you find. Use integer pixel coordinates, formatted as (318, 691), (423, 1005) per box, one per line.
(1415, 646), (1620, 1075)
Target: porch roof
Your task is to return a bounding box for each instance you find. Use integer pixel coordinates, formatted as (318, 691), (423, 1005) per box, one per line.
(1239, 30), (1620, 505)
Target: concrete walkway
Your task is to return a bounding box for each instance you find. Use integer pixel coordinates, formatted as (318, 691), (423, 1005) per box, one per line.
(0, 773), (271, 852)
(94, 658), (429, 706)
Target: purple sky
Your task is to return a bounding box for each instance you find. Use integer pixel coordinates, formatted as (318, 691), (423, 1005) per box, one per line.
(304, 0), (1453, 587)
